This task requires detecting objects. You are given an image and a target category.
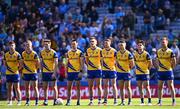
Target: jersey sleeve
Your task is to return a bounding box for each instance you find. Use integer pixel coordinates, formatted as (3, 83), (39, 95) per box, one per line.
(171, 51), (175, 58)
(80, 52), (84, 57)
(39, 52), (42, 58)
(53, 51), (58, 58)
(17, 53), (22, 60)
(128, 53), (133, 60)
(114, 50), (117, 57)
(34, 53), (39, 60)
(146, 53), (151, 60)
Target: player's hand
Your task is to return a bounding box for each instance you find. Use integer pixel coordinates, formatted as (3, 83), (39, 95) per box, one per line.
(65, 73), (68, 78)
(78, 73), (83, 78)
(52, 73), (56, 79)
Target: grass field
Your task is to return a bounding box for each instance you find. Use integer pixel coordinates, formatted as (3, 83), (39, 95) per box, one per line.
(0, 98), (179, 109)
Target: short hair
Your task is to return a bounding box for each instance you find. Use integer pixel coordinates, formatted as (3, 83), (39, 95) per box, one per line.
(90, 36), (96, 41)
(104, 38), (111, 42)
(8, 41), (15, 45)
(137, 40), (145, 46)
(119, 38), (126, 43)
(161, 36), (168, 41)
(43, 39), (51, 43)
(71, 39), (77, 43)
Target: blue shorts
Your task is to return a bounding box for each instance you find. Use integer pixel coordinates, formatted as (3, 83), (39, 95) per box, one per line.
(6, 74), (20, 83)
(102, 70), (117, 79)
(136, 74), (150, 81)
(67, 72), (81, 81)
(157, 71), (174, 81)
(87, 70), (102, 79)
(42, 72), (56, 81)
(23, 73), (38, 81)
(117, 73), (131, 81)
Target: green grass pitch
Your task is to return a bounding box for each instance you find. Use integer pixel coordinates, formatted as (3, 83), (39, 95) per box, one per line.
(0, 98), (179, 109)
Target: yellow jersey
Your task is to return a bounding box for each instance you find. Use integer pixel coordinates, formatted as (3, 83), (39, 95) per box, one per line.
(157, 48), (175, 71)
(102, 48), (116, 71)
(85, 47), (102, 70)
(4, 51), (21, 75)
(134, 50), (151, 75)
(116, 50), (133, 73)
(67, 49), (83, 73)
(40, 49), (58, 73)
(22, 51), (39, 74)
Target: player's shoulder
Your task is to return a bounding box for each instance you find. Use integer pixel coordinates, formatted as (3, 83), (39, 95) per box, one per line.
(144, 50), (150, 55)
(111, 47), (117, 52)
(50, 49), (56, 53)
(96, 47), (102, 51)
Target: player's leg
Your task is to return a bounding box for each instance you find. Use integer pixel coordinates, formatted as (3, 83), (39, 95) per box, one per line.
(119, 80), (125, 105)
(157, 80), (164, 105)
(144, 80), (152, 105)
(32, 80), (39, 105)
(43, 81), (49, 105)
(103, 79), (109, 105)
(137, 81), (144, 105)
(88, 79), (94, 105)
(111, 78), (118, 105)
(76, 80), (81, 105)
(95, 78), (102, 105)
(66, 80), (73, 106)
(24, 81), (30, 105)
(125, 80), (132, 105)
(167, 80), (176, 106)
(14, 82), (22, 105)
(7, 82), (13, 105)
(52, 80), (58, 105)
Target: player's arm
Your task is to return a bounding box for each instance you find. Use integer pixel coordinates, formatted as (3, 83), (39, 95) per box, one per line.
(64, 53), (68, 78)
(53, 57), (59, 76)
(154, 52), (159, 69)
(147, 53), (152, 69)
(85, 51), (88, 65)
(80, 52), (84, 73)
(34, 53), (41, 69)
(171, 52), (176, 69)
(2, 55), (6, 67)
(129, 53), (135, 69)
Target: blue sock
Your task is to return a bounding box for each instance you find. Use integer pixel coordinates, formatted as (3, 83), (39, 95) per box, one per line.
(35, 97), (38, 104)
(26, 98), (30, 103)
(141, 98), (144, 103)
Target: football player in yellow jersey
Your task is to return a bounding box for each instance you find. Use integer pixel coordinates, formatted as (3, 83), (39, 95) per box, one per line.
(65, 39), (84, 106)
(156, 37), (176, 106)
(134, 40), (152, 105)
(3, 41), (21, 105)
(40, 39), (58, 106)
(116, 39), (134, 105)
(21, 40), (40, 106)
(102, 38), (118, 105)
(85, 37), (103, 105)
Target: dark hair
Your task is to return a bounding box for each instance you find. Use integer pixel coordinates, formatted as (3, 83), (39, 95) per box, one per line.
(90, 36), (96, 41)
(119, 38), (126, 43)
(71, 39), (77, 43)
(104, 38), (111, 42)
(137, 40), (145, 45)
(161, 36), (169, 41)
(43, 39), (51, 42)
(8, 41), (15, 45)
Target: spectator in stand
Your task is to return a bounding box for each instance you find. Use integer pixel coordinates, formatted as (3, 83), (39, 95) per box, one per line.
(86, 0), (95, 12)
(88, 6), (99, 22)
(163, 0), (171, 19)
(58, 0), (69, 20)
(72, 8), (83, 22)
(115, 6), (125, 30)
(171, 39), (180, 64)
(123, 10), (135, 31)
(143, 10), (154, 36)
(154, 9), (166, 30)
